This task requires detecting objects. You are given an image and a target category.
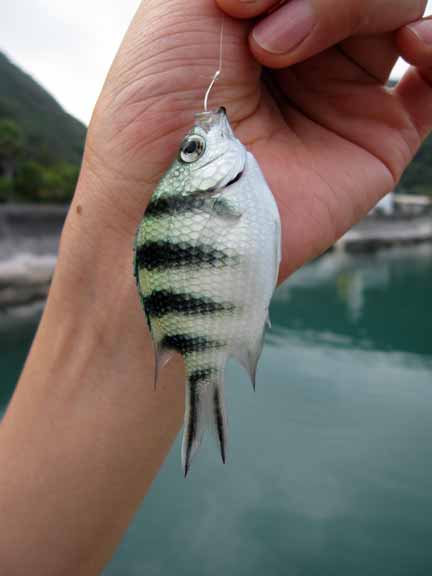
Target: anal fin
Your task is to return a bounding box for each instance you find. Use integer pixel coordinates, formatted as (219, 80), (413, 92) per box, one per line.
(231, 328), (266, 391)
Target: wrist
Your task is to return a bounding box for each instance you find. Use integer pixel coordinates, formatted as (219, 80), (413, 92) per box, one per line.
(0, 217), (185, 574)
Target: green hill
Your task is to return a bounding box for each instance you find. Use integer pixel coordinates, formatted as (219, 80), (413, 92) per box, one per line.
(0, 51), (86, 166)
(0, 52), (430, 200)
(399, 134), (432, 196)
(0, 52), (87, 202)
(385, 78), (431, 196)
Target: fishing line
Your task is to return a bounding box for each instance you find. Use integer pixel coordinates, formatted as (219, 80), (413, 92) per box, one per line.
(204, 14), (225, 112)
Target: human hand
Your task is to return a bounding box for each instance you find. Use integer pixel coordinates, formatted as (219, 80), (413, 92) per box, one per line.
(214, 0), (432, 276)
(70, 0), (432, 288)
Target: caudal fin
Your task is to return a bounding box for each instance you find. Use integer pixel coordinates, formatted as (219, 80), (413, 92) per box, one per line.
(181, 367), (227, 477)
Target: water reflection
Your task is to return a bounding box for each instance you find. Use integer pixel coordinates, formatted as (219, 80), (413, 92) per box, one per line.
(1, 246), (432, 576)
(271, 245), (432, 357)
(106, 330), (432, 575)
(105, 246), (432, 575)
(0, 303), (42, 410)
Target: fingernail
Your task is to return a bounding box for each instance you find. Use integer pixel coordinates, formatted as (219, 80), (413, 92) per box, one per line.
(252, 0), (316, 54)
(407, 19), (432, 45)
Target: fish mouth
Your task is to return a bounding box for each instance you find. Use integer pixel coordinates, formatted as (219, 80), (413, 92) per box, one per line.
(194, 107), (232, 135)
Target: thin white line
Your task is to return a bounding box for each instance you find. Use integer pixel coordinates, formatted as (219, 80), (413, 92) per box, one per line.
(204, 14), (225, 112)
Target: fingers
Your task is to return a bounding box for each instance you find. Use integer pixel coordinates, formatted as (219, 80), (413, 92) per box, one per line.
(396, 18), (432, 141)
(216, 0), (281, 19)
(218, 0), (427, 69)
(338, 34), (400, 83)
(396, 17), (432, 68)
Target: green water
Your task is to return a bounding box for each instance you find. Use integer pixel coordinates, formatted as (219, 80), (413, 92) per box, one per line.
(1, 247), (432, 575)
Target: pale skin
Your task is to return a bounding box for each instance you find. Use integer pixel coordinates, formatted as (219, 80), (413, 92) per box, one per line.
(0, 0), (431, 573)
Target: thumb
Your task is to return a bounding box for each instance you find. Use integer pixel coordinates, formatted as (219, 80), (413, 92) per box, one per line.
(218, 0), (427, 69)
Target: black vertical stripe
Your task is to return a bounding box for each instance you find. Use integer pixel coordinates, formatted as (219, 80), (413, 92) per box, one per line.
(144, 290), (234, 318)
(161, 335), (223, 355)
(189, 368), (217, 386)
(145, 195), (206, 217)
(135, 241), (236, 271)
(144, 170), (243, 219)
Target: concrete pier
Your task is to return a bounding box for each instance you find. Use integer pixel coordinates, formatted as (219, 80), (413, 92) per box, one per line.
(0, 204), (67, 308)
(336, 215), (432, 253)
(1, 204), (432, 308)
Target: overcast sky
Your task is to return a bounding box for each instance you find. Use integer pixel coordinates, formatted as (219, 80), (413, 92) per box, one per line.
(1, 0), (431, 125)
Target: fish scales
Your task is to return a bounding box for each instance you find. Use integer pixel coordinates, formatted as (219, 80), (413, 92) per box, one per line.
(134, 108), (281, 475)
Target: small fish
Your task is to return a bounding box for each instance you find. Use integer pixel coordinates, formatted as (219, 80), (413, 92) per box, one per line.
(134, 107), (281, 475)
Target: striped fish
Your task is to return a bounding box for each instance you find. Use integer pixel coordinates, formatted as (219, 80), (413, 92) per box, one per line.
(134, 107), (281, 475)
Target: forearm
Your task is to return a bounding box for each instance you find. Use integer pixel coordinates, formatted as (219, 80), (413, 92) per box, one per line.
(0, 180), (185, 575)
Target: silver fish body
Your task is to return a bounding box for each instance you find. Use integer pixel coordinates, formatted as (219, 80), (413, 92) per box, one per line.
(134, 108), (281, 475)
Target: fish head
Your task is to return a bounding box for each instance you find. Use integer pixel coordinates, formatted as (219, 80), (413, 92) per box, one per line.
(177, 107), (246, 192)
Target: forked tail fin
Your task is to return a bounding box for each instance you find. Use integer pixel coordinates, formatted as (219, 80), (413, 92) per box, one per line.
(182, 366), (227, 477)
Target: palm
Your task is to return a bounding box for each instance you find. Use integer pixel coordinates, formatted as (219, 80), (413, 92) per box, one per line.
(237, 55), (416, 277)
(90, 1), (419, 281)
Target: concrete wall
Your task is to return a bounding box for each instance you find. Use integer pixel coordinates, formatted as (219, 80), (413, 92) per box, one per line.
(0, 204), (68, 308)
(0, 204), (68, 242)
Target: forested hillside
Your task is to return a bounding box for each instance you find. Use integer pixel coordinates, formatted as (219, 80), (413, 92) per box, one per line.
(0, 51), (86, 203)
(0, 50), (431, 201)
(399, 134), (432, 196)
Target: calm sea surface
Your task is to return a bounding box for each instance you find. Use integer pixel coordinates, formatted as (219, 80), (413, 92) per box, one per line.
(1, 246), (432, 576)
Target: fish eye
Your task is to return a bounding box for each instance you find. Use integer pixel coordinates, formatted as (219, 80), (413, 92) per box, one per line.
(179, 135), (206, 163)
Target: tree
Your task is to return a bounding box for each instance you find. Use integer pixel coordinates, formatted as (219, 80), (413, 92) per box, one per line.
(0, 119), (23, 181)
(14, 160), (45, 201)
(14, 160), (80, 203)
(0, 176), (13, 202)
